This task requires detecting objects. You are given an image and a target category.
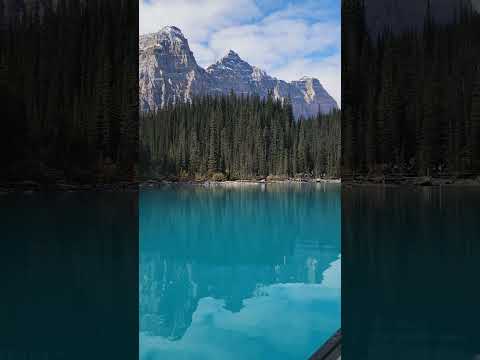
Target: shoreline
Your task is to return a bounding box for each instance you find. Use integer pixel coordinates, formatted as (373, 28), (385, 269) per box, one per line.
(342, 175), (480, 187)
(140, 178), (342, 188)
(0, 178), (340, 194)
(4, 175), (480, 194)
(0, 181), (140, 195)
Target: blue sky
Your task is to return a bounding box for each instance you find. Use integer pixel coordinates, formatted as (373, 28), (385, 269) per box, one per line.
(140, 0), (341, 104)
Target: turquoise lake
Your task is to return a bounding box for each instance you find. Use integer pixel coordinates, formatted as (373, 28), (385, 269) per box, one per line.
(139, 183), (341, 360)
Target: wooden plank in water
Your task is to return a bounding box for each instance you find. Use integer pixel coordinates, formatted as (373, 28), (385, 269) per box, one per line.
(309, 329), (342, 360)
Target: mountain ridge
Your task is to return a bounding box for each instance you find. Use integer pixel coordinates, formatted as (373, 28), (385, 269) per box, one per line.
(139, 26), (338, 119)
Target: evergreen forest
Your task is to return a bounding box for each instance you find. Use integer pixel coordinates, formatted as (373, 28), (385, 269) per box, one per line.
(140, 94), (341, 180)
(1, 0), (138, 183)
(342, 0), (480, 178)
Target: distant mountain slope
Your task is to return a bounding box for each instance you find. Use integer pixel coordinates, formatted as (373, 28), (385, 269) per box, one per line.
(139, 26), (338, 119)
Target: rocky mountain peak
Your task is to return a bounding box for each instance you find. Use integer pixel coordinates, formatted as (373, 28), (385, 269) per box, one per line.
(298, 76), (316, 82)
(140, 26), (189, 53)
(161, 25), (183, 36)
(139, 26), (338, 118)
(207, 49), (253, 76)
(155, 26), (188, 46)
(139, 26), (208, 111)
(225, 49), (241, 59)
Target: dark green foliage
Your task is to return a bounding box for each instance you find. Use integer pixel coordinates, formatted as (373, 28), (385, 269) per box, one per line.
(342, 0), (480, 177)
(0, 0), (138, 183)
(140, 94), (341, 179)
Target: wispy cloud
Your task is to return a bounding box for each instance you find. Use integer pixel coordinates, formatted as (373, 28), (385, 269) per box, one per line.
(139, 0), (341, 104)
(139, 0), (261, 40)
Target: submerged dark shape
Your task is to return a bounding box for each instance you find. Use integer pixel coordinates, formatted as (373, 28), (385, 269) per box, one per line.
(309, 329), (342, 360)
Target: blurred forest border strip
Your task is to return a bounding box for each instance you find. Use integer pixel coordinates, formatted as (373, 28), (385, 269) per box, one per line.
(139, 93), (341, 183)
(0, 0), (138, 191)
(342, 0), (480, 186)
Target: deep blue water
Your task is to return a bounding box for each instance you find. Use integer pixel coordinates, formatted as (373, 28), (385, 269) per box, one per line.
(139, 183), (341, 360)
(0, 192), (138, 360)
(342, 186), (480, 360)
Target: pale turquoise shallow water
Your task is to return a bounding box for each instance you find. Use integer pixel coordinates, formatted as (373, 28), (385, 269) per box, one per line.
(139, 183), (341, 360)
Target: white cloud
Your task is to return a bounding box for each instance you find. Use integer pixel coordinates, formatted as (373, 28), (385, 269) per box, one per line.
(140, 280), (340, 360)
(139, 0), (261, 39)
(208, 20), (339, 67)
(139, 0), (341, 104)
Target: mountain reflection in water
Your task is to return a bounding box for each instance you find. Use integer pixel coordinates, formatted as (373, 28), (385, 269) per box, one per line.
(140, 184), (341, 360)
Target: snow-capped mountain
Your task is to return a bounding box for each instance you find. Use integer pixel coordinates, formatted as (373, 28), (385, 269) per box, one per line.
(139, 26), (338, 119)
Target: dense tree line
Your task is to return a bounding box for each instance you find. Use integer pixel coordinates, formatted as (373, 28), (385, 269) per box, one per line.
(0, 0), (138, 183)
(140, 94), (340, 179)
(342, 0), (480, 178)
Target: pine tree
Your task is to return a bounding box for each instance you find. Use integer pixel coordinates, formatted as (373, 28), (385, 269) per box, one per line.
(208, 110), (219, 173)
(470, 66), (480, 170)
(139, 94), (341, 179)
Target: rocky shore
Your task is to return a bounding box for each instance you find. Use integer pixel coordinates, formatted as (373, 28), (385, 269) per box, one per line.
(4, 175), (480, 194)
(342, 175), (480, 187)
(0, 181), (140, 194)
(0, 177), (343, 194)
(139, 177), (341, 189)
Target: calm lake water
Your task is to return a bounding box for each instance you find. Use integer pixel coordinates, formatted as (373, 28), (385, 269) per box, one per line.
(0, 192), (138, 360)
(140, 183), (341, 360)
(342, 186), (480, 360)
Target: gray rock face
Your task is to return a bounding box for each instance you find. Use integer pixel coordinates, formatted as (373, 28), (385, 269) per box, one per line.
(139, 26), (338, 119)
(139, 26), (211, 112)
